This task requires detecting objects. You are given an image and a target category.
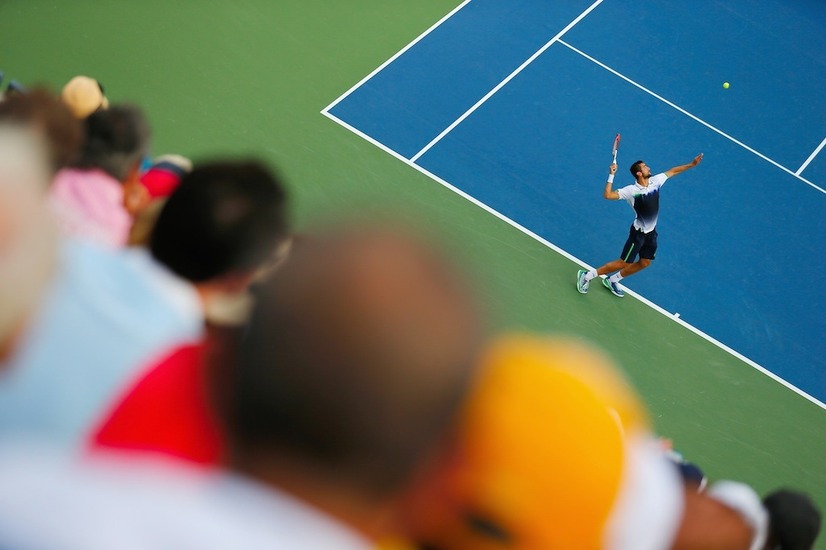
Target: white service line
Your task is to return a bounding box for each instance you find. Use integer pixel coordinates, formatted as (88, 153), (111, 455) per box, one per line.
(321, 109), (826, 411)
(409, 0), (605, 162)
(558, 39), (826, 196)
(796, 136), (826, 175)
(322, 0), (474, 114)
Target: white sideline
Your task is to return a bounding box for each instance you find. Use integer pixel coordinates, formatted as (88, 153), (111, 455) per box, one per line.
(322, 0), (473, 115)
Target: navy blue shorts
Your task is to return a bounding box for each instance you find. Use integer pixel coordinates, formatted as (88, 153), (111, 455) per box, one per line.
(620, 225), (657, 262)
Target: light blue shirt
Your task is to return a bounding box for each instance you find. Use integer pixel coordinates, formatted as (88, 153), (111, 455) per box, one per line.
(0, 239), (202, 449)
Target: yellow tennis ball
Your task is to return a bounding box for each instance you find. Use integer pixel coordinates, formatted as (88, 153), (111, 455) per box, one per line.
(723, 82), (730, 89)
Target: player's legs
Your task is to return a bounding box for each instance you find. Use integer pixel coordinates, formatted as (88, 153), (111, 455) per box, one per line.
(598, 259), (631, 276)
(604, 229), (657, 297)
(578, 259), (631, 293)
(625, 229), (657, 276)
(576, 260), (633, 294)
(578, 227), (641, 294)
(619, 257), (651, 277)
(615, 228), (656, 279)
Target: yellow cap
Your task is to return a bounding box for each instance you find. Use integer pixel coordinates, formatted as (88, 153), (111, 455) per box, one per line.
(404, 334), (649, 549)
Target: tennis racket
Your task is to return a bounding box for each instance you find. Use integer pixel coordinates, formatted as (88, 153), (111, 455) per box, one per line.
(611, 133), (621, 164)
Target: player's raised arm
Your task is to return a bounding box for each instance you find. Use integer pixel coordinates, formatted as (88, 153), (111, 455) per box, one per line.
(665, 153), (703, 178)
(603, 163), (620, 200)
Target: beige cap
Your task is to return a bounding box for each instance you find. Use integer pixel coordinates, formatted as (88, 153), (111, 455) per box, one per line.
(61, 76), (109, 119)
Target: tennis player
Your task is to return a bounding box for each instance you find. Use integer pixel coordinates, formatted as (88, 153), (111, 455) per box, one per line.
(577, 154), (703, 297)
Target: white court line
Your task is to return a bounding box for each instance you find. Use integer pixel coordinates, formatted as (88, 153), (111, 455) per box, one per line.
(322, 0), (473, 115)
(322, 108), (826, 412)
(410, 0), (604, 162)
(797, 136), (826, 175)
(558, 40), (826, 196)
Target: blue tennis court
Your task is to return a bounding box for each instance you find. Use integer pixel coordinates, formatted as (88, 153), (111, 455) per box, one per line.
(324, 0), (826, 405)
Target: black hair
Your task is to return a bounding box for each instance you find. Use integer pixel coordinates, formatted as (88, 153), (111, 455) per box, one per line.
(149, 160), (288, 282)
(76, 104), (150, 181)
(629, 160), (645, 179)
(763, 489), (821, 550)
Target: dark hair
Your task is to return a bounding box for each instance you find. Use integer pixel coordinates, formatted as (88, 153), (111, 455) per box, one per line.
(224, 229), (480, 497)
(76, 103), (150, 181)
(0, 87), (83, 174)
(629, 160), (645, 178)
(149, 160), (288, 282)
(763, 489), (821, 550)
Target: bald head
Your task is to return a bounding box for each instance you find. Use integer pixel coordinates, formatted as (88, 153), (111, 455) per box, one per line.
(225, 226), (482, 498)
(0, 126), (57, 359)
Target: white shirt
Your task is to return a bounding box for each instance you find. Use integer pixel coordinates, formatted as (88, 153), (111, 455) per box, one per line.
(0, 447), (372, 550)
(0, 240), (202, 448)
(616, 173), (668, 234)
(604, 434), (685, 550)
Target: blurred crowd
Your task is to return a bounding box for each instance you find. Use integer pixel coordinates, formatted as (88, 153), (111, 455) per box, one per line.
(0, 74), (820, 549)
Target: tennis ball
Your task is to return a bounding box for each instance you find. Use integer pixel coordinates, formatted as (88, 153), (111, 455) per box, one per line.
(723, 82), (730, 89)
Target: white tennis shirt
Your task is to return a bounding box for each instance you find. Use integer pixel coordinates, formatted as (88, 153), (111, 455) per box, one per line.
(616, 173), (668, 234)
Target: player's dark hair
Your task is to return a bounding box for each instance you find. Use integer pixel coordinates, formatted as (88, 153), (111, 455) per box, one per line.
(629, 160), (645, 178)
(763, 489), (821, 550)
(0, 87), (83, 174)
(149, 160), (289, 282)
(75, 104), (150, 182)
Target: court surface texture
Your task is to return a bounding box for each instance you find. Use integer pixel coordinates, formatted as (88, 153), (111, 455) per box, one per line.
(2, 0), (824, 539)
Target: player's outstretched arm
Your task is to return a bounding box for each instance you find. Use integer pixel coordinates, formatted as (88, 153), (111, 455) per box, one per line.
(665, 153), (703, 178)
(603, 163), (620, 200)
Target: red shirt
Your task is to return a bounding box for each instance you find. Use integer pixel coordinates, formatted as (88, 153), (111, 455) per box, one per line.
(91, 341), (224, 466)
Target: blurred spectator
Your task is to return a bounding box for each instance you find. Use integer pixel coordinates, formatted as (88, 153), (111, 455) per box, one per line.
(127, 197), (166, 246)
(0, 224), (483, 549)
(660, 438), (708, 493)
(91, 324), (240, 465)
(1, 160), (289, 450)
(0, 233), (203, 447)
(763, 489), (821, 550)
(93, 160), (290, 463)
(123, 154), (192, 221)
(149, 160), (288, 288)
(399, 334), (766, 550)
(0, 123), (57, 363)
(675, 461), (708, 494)
(4, 80), (27, 97)
(49, 104), (150, 248)
(61, 75), (108, 119)
(219, 225), (482, 532)
(0, 87), (84, 173)
(140, 154), (191, 198)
